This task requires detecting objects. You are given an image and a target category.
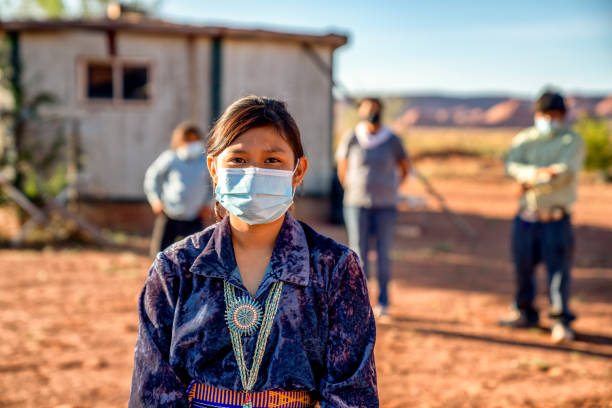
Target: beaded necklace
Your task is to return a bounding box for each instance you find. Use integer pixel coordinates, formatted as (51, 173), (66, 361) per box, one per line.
(224, 280), (284, 408)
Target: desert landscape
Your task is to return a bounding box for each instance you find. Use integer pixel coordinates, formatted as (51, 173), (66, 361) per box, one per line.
(335, 94), (612, 130)
(2, 1), (611, 406)
(1, 129), (611, 407)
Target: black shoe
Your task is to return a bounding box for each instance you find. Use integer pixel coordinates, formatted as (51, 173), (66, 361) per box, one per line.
(498, 311), (539, 328)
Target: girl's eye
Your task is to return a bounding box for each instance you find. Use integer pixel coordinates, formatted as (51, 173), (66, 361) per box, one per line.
(265, 157), (281, 163)
(229, 157), (246, 164)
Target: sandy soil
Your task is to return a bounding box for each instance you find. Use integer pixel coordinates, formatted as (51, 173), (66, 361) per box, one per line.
(1, 159), (611, 407)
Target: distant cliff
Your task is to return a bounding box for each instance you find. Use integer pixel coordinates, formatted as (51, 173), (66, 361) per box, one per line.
(336, 94), (612, 129)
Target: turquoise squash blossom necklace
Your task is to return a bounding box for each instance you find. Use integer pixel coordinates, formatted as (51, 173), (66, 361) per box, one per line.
(224, 280), (284, 408)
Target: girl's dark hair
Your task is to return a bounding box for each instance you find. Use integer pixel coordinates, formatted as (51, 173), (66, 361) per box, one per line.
(207, 95), (305, 220)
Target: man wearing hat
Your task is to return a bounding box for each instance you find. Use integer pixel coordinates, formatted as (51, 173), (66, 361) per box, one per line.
(499, 90), (585, 344)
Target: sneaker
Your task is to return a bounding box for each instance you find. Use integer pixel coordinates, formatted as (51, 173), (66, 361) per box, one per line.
(498, 310), (539, 328)
(551, 323), (574, 344)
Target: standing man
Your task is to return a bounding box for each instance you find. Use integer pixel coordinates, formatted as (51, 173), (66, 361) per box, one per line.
(336, 98), (410, 320)
(499, 90), (585, 344)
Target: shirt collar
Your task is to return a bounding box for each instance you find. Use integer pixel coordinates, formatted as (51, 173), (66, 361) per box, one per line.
(189, 211), (310, 287)
(355, 122), (393, 149)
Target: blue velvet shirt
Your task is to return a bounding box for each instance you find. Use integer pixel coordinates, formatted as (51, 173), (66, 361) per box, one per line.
(129, 212), (378, 407)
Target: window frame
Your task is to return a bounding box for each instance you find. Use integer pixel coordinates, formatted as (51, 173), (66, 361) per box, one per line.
(78, 56), (154, 107)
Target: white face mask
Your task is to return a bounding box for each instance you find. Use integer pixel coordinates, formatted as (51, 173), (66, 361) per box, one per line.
(177, 141), (204, 160)
(214, 160), (299, 225)
(535, 117), (562, 136)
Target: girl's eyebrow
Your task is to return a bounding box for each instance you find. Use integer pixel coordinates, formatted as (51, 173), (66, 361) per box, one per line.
(226, 146), (288, 154)
(226, 148), (248, 154)
(263, 146), (289, 153)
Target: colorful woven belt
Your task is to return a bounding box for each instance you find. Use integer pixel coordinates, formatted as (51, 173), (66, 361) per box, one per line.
(187, 381), (317, 408)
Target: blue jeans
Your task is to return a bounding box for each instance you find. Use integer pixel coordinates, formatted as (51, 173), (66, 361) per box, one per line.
(344, 206), (397, 307)
(512, 214), (575, 325)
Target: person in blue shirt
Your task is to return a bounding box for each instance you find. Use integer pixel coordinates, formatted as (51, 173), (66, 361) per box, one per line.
(129, 96), (378, 407)
(144, 122), (213, 257)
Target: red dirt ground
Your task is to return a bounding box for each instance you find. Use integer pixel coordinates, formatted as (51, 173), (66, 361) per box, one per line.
(1, 159), (611, 407)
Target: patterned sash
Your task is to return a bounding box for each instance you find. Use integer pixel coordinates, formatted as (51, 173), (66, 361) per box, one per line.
(187, 381), (317, 408)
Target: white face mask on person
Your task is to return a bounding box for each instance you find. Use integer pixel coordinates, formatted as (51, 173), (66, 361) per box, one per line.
(177, 141), (204, 160)
(214, 160), (299, 225)
(535, 117), (562, 136)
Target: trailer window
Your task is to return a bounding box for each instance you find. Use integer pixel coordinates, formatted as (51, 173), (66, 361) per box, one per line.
(86, 63), (113, 99)
(82, 59), (151, 104)
(122, 65), (149, 100)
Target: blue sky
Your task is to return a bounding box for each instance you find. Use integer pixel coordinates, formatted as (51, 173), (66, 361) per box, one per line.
(157, 0), (612, 97)
(16, 0), (612, 96)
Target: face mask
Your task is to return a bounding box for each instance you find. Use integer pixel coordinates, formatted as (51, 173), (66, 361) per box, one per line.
(362, 112), (380, 125)
(214, 160), (299, 225)
(177, 141), (204, 160)
(534, 117), (562, 136)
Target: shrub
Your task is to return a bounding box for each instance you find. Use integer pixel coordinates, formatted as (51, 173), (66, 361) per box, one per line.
(574, 115), (612, 176)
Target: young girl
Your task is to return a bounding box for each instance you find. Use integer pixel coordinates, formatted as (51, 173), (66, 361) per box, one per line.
(144, 122), (213, 257)
(130, 96), (378, 408)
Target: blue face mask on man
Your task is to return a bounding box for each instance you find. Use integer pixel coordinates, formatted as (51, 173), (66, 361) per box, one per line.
(214, 160), (299, 225)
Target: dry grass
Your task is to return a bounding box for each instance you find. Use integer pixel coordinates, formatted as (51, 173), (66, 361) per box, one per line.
(334, 125), (521, 160)
(333, 125), (521, 179)
(398, 126), (520, 160)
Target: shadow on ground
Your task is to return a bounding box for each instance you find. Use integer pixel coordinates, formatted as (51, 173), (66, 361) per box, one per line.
(383, 210), (612, 304)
